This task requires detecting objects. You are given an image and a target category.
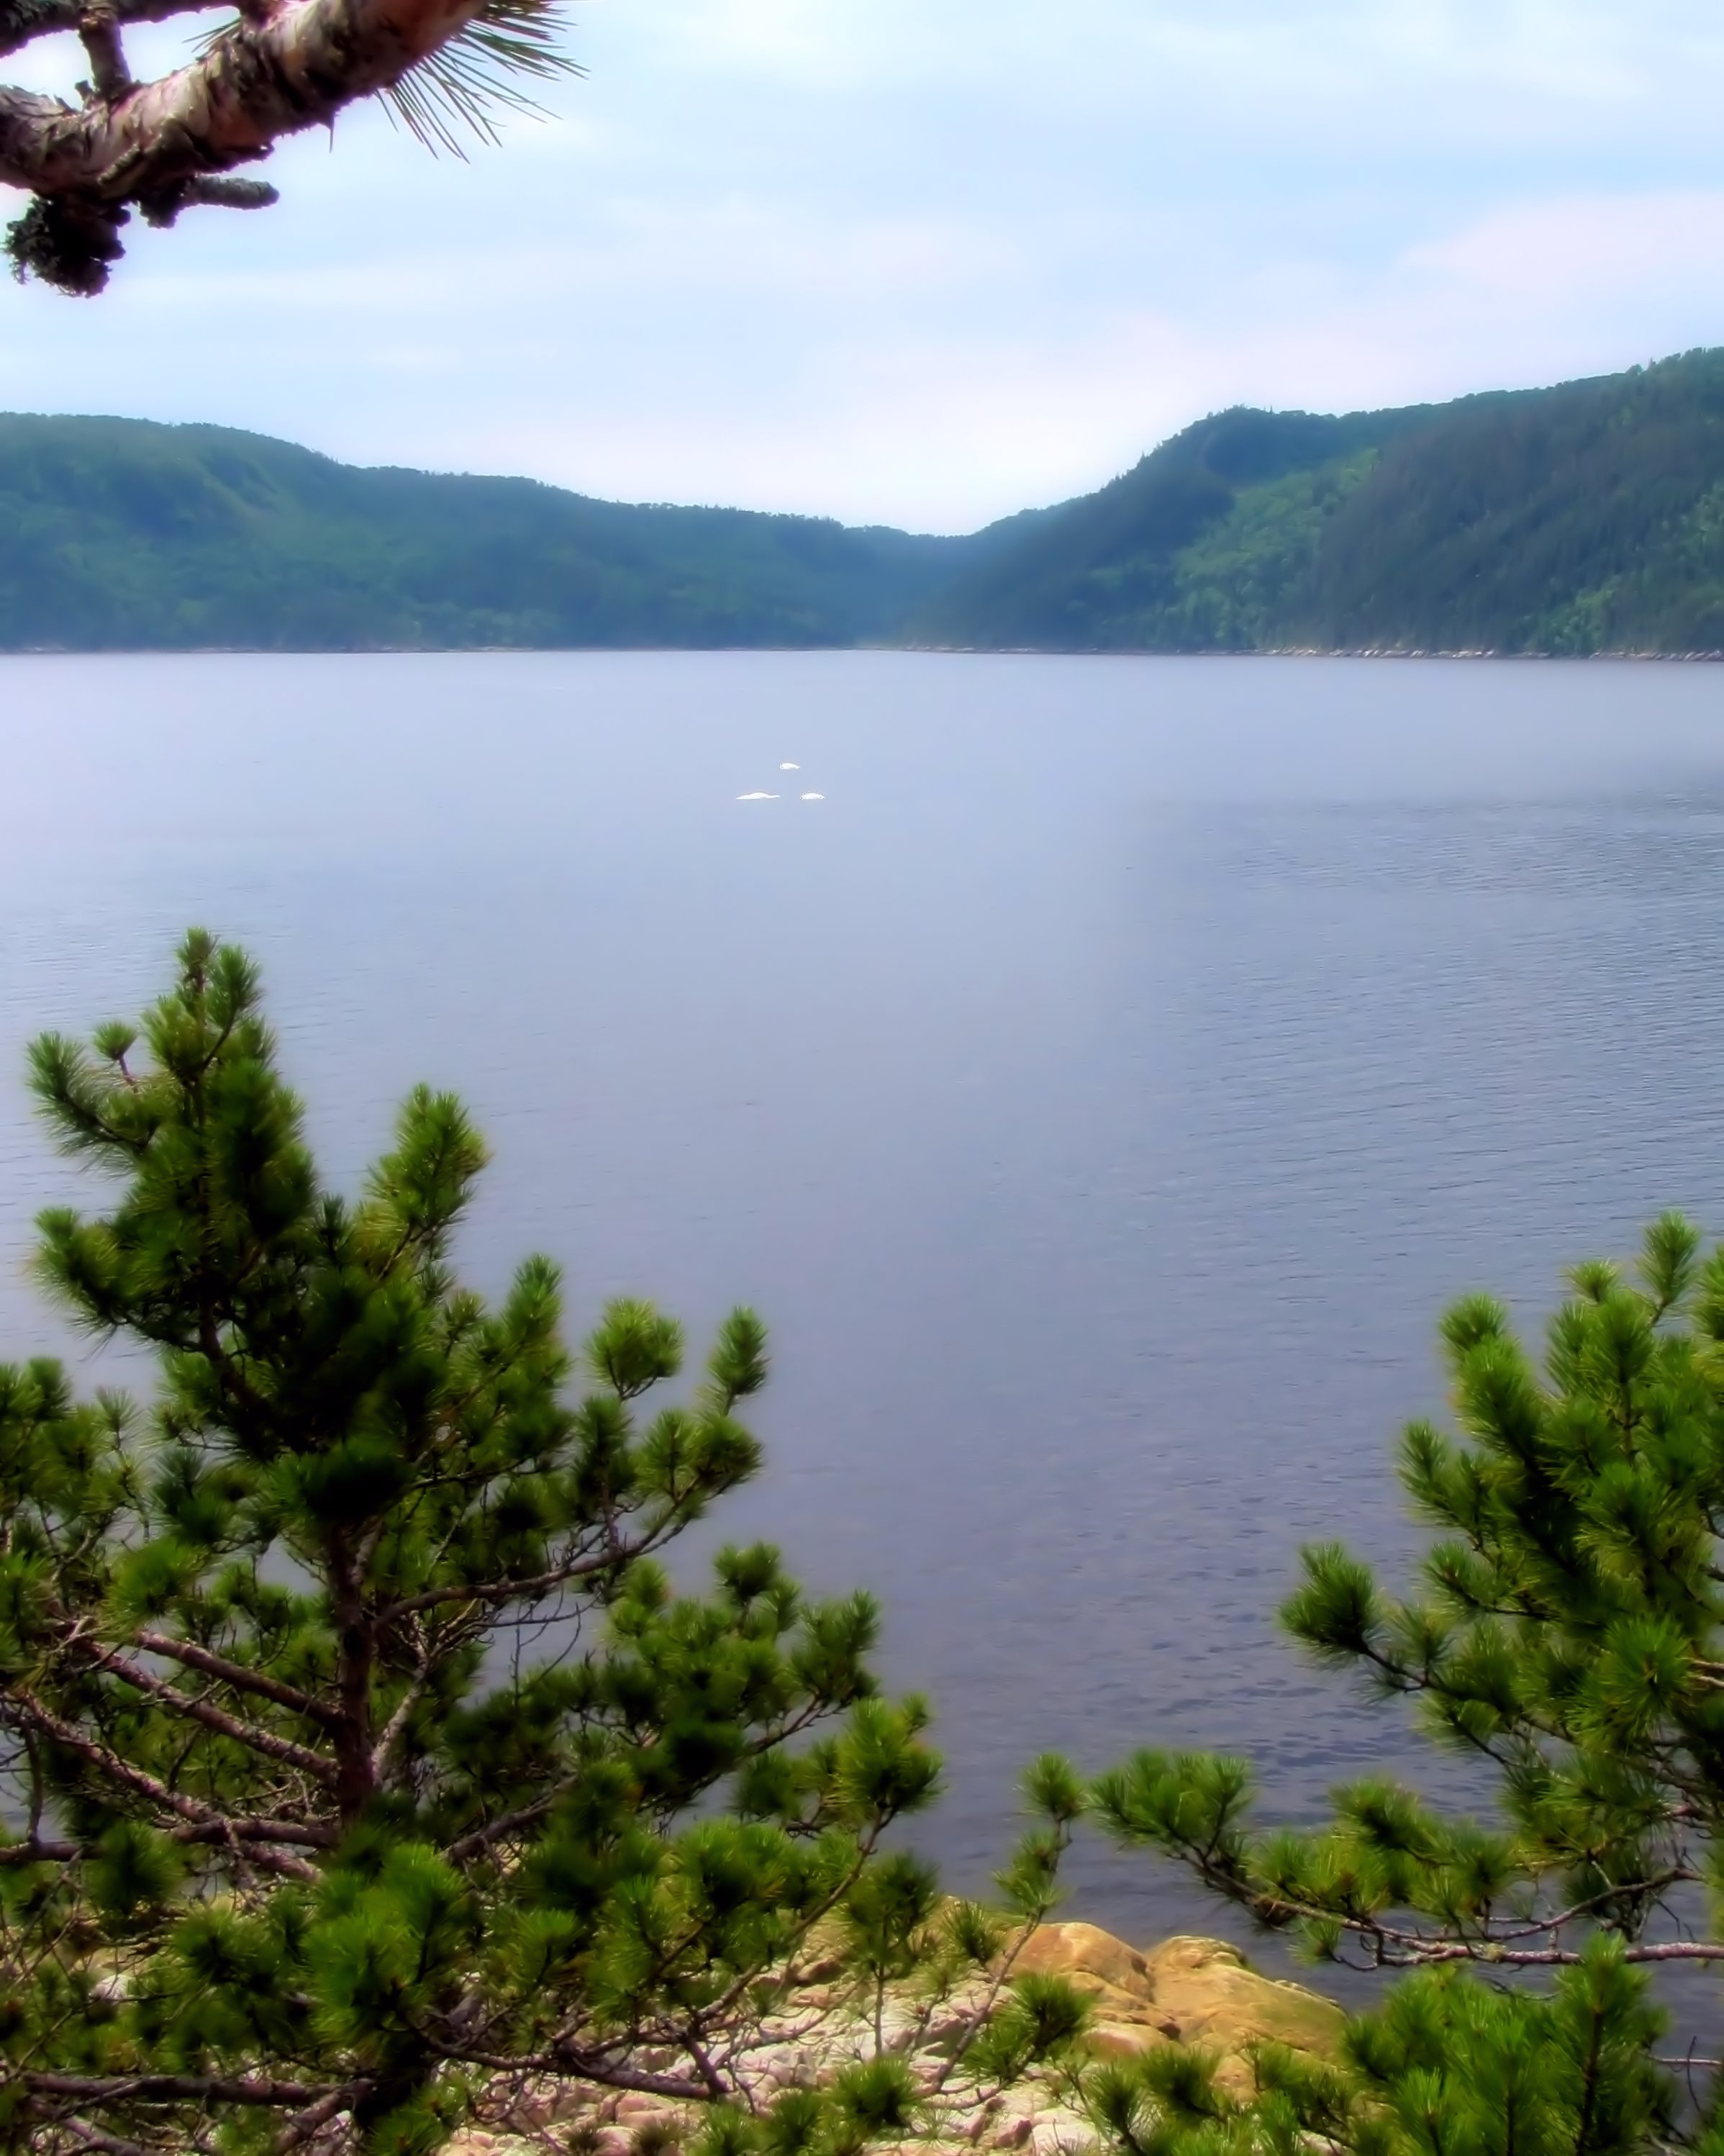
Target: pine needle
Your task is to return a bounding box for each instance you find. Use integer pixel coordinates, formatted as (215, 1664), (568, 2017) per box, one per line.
(381, 0), (584, 158)
(191, 1), (583, 160)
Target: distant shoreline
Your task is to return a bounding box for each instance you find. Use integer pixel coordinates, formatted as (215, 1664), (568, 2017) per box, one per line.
(4, 645), (1723, 661)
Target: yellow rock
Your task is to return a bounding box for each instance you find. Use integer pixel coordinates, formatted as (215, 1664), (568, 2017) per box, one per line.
(1010, 1922), (1344, 2090)
(451, 1921), (1346, 2152)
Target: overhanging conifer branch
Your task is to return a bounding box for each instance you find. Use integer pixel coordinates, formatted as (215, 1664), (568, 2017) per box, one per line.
(0, 0), (578, 291)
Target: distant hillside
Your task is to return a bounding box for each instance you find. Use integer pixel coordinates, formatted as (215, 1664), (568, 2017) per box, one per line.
(922, 350), (1724, 654)
(0, 416), (1032, 651)
(12, 355), (1724, 651)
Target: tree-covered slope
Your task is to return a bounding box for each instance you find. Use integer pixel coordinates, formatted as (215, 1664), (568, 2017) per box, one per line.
(0, 415), (1019, 651)
(915, 404), (1432, 650)
(14, 353), (1724, 651)
(922, 349), (1724, 653)
(1300, 355), (1724, 653)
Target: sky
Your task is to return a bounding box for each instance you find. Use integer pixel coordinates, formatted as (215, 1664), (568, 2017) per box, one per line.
(4, 0), (1724, 530)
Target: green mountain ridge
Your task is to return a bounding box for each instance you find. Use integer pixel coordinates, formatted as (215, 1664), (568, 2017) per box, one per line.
(0, 415), (1040, 651)
(9, 349), (1724, 653)
(920, 351), (1724, 654)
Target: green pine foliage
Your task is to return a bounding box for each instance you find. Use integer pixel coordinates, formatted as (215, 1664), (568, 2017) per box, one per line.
(1084, 1950), (1671, 2156)
(0, 934), (1084, 2155)
(1083, 1213), (1724, 2154)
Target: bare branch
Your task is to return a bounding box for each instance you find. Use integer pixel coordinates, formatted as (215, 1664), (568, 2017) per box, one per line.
(60, 2117), (155, 2156)
(442, 1781), (573, 1864)
(28, 2070), (335, 2106)
(0, 1818), (333, 1866)
(0, 1836), (81, 1866)
(170, 1816), (335, 1849)
(179, 173), (274, 209)
(0, 0), (219, 68)
(371, 1675), (428, 1776)
(379, 1528), (673, 1621)
(76, 4), (131, 99)
(448, 2042), (709, 2102)
(1396, 1939), (1724, 1970)
(273, 2083), (371, 2152)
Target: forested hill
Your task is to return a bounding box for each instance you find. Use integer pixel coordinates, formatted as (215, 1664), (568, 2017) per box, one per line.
(0, 415), (1037, 651)
(10, 351), (1724, 651)
(922, 350), (1724, 654)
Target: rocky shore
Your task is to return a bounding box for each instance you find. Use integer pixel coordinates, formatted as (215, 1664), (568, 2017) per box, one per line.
(450, 1924), (1345, 2156)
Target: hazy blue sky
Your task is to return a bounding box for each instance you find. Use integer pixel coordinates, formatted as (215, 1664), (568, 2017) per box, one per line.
(5, 1), (1724, 529)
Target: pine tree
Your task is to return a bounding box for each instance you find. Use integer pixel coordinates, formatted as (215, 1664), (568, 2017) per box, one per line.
(1084, 1213), (1724, 2154)
(0, 933), (1081, 2156)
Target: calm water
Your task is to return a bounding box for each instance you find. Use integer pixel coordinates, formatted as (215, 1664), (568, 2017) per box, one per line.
(4, 651), (1724, 1973)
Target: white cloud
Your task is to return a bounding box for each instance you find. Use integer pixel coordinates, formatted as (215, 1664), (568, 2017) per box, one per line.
(1401, 190), (1724, 307)
(3, 3), (1724, 528)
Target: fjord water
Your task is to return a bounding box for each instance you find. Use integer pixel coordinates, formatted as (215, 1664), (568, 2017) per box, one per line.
(4, 651), (1724, 1962)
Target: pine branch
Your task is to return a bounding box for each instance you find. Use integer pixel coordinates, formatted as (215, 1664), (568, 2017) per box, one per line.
(0, 1818), (334, 1864)
(28, 2071), (337, 2106)
(1396, 1939), (1724, 1969)
(76, 1639), (337, 1785)
(0, 0), (505, 295)
(76, 4), (131, 98)
(439, 2042), (710, 2102)
(368, 1649), (433, 1776)
(1165, 1847), (1718, 1970)
(272, 2083), (373, 2152)
(60, 2119), (156, 2156)
(5, 1691), (322, 1879)
(0, 0), (219, 66)
(9, 1685), (232, 1827)
(378, 1521), (684, 1620)
(440, 1781), (574, 1863)
(131, 1631), (340, 1727)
